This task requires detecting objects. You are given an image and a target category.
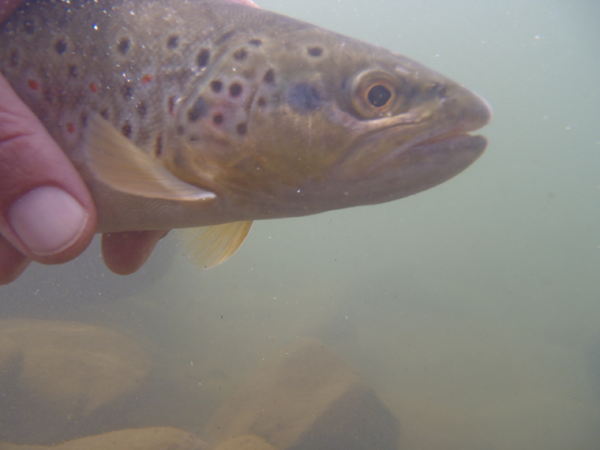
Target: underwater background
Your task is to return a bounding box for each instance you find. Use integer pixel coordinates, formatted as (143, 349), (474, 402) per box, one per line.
(1, 0), (599, 448)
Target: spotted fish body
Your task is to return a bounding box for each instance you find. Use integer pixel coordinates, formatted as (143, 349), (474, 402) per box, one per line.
(1, 0), (491, 266)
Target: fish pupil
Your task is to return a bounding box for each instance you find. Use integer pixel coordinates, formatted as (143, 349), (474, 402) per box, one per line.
(368, 85), (392, 108)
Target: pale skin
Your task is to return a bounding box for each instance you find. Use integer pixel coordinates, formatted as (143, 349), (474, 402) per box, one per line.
(0, 0), (258, 285)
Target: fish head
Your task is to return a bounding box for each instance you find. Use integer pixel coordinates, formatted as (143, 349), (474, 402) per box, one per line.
(168, 23), (491, 219)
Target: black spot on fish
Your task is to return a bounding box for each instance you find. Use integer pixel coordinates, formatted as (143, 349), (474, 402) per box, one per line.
(188, 96), (208, 122)
(189, 135), (200, 142)
(234, 48), (247, 61)
(249, 39), (262, 46)
(118, 37), (130, 55)
(68, 65), (78, 78)
(257, 97), (266, 107)
(155, 134), (163, 156)
(80, 112), (88, 127)
(211, 80), (223, 93)
(54, 39), (67, 55)
(121, 82), (134, 101)
(229, 83), (242, 97)
(137, 101), (147, 118)
(197, 49), (210, 68)
(236, 123), (247, 135)
(177, 125), (185, 135)
(167, 35), (179, 50)
(168, 96), (177, 115)
(308, 47), (323, 57)
(23, 19), (35, 35)
(121, 121), (132, 138)
(101, 108), (110, 119)
(9, 50), (19, 67)
(288, 83), (323, 112)
(263, 69), (275, 84)
(213, 113), (223, 125)
(215, 30), (236, 46)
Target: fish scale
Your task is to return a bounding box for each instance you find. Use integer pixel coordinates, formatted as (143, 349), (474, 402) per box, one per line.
(0, 0), (491, 268)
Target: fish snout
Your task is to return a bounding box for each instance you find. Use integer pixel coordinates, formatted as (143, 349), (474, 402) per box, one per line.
(454, 88), (493, 134)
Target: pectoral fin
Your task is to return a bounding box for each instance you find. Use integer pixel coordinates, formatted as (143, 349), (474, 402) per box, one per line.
(181, 221), (253, 269)
(84, 114), (215, 201)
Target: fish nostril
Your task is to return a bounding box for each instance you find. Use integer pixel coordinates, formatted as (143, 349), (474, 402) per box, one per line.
(430, 82), (447, 97)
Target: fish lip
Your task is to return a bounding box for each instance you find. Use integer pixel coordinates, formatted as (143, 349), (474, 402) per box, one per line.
(362, 125), (478, 174)
(364, 92), (492, 172)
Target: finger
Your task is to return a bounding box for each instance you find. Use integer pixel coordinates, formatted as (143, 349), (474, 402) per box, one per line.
(0, 234), (31, 285)
(101, 230), (169, 276)
(0, 74), (97, 265)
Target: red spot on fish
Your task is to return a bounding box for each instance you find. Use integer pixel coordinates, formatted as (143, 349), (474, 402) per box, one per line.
(66, 122), (75, 134)
(89, 82), (97, 92)
(142, 74), (153, 84)
(27, 79), (38, 90)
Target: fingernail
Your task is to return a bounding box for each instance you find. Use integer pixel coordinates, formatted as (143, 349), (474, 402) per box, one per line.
(7, 186), (89, 256)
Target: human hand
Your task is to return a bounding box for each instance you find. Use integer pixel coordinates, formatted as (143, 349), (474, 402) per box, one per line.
(0, 0), (169, 284)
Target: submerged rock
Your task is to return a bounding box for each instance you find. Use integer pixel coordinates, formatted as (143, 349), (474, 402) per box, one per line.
(0, 334), (21, 377)
(0, 319), (151, 443)
(214, 435), (277, 450)
(206, 338), (399, 450)
(0, 427), (208, 450)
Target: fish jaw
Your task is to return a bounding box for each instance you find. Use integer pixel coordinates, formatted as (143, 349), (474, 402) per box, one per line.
(319, 82), (492, 208)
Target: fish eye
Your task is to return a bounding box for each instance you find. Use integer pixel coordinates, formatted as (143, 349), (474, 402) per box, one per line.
(351, 70), (401, 119)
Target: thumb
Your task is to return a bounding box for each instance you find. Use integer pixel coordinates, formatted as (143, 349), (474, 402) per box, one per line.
(0, 73), (97, 267)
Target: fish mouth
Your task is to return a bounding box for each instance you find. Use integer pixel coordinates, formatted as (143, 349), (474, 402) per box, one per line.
(367, 89), (493, 173)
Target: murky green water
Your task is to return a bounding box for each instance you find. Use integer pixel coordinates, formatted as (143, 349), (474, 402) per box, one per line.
(2, 1), (600, 448)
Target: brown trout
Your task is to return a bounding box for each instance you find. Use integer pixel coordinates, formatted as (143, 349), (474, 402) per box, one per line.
(0, 0), (491, 267)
